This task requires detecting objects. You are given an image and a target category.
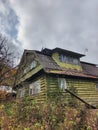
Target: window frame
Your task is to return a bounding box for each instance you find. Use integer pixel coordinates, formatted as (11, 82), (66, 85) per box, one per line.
(18, 88), (25, 98)
(96, 81), (98, 89)
(30, 60), (36, 70)
(23, 68), (27, 74)
(58, 78), (67, 91)
(59, 54), (79, 65)
(29, 80), (41, 95)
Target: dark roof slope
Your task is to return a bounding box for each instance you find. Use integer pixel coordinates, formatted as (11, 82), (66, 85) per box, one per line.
(81, 62), (98, 77)
(35, 51), (61, 70)
(41, 48), (52, 56)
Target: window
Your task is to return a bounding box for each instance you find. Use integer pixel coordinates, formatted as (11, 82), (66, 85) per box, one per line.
(59, 78), (67, 91)
(73, 58), (79, 65)
(59, 54), (63, 62)
(68, 56), (73, 63)
(30, 60), (36, 69)
(59, 54), (67, 62)
(29, 80), (41, 95)
(23, 69), (27, 74)
(18, 88), (25, 98)
(29, 85), (34, 95)
(59, 54), (79, 65)
(96, 82), (98, 89)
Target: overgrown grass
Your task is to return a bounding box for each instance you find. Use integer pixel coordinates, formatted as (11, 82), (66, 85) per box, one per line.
(0, 98), (98, 130)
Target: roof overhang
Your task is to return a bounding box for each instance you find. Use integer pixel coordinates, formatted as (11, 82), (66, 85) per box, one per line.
(44, 68), (98, 79)
(41, 48), (85, 58)
(16, 65), (43, 85)
(53, 48), (85, 58)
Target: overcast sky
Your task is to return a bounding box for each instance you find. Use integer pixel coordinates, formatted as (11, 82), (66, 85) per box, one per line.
(0, 0), (98, 64)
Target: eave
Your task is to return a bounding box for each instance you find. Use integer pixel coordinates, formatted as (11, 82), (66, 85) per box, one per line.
(53, 48), (85, 58)
(44, 68), (98, 79)
(16, 65), (43, 85)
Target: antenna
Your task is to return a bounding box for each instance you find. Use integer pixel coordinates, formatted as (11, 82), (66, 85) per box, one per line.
(40, 39), (46, 51)
(84, 48), (88, 55)
(41, 47), (45, 51)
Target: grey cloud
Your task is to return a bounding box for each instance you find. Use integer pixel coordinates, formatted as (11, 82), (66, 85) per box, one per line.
(6, 0), (98, 64)
(0, 0), (22, 65)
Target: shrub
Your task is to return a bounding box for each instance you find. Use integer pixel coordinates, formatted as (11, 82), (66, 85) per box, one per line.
(0, 98), (98, 130)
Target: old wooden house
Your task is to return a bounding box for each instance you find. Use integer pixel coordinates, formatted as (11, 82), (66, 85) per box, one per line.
(14, 48), (98, 105)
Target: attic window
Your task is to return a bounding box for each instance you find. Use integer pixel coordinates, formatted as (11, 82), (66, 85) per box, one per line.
(73, 58), (79, 65)
(59, 54), (79, 65)
(30, 60), (36, 69)
(59, 54), (67, 62)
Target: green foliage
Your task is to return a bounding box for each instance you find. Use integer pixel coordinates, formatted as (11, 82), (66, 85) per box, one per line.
(67, 85), (78, 107)
(4, 102), (13, 116)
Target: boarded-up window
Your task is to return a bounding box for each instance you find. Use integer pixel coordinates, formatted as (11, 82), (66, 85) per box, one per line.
(59, 78), (67, 91)
(29, 80), (41, 95)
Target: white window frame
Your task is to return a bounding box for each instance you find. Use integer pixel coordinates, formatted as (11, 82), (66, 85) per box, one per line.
(23, 69), (27, 74)
(29, 85), (34, 95)
(30, 60), (36, 70)
(29, 80), (41, 95)
(19, 88), (25, 98)
(59, 78), (67, 91)
(96, 82), (98, 89)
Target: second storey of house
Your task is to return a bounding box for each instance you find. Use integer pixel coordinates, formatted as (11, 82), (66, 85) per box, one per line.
(41, 48), (85, 71)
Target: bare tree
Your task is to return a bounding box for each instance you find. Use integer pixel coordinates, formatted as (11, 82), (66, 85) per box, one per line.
(0, 34), (15, 87)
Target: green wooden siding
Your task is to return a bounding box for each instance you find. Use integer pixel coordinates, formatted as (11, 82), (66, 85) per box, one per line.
(67, 79), (98, 104)
(17, 75), (47, 102)
(29, 75), (47, 102)
(16, 52), (42, 85)
(45, 75), (98, 105)
(46, 75), (71, 103)
(46, 75), (60, 100)
(17, 74), (98, 105)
